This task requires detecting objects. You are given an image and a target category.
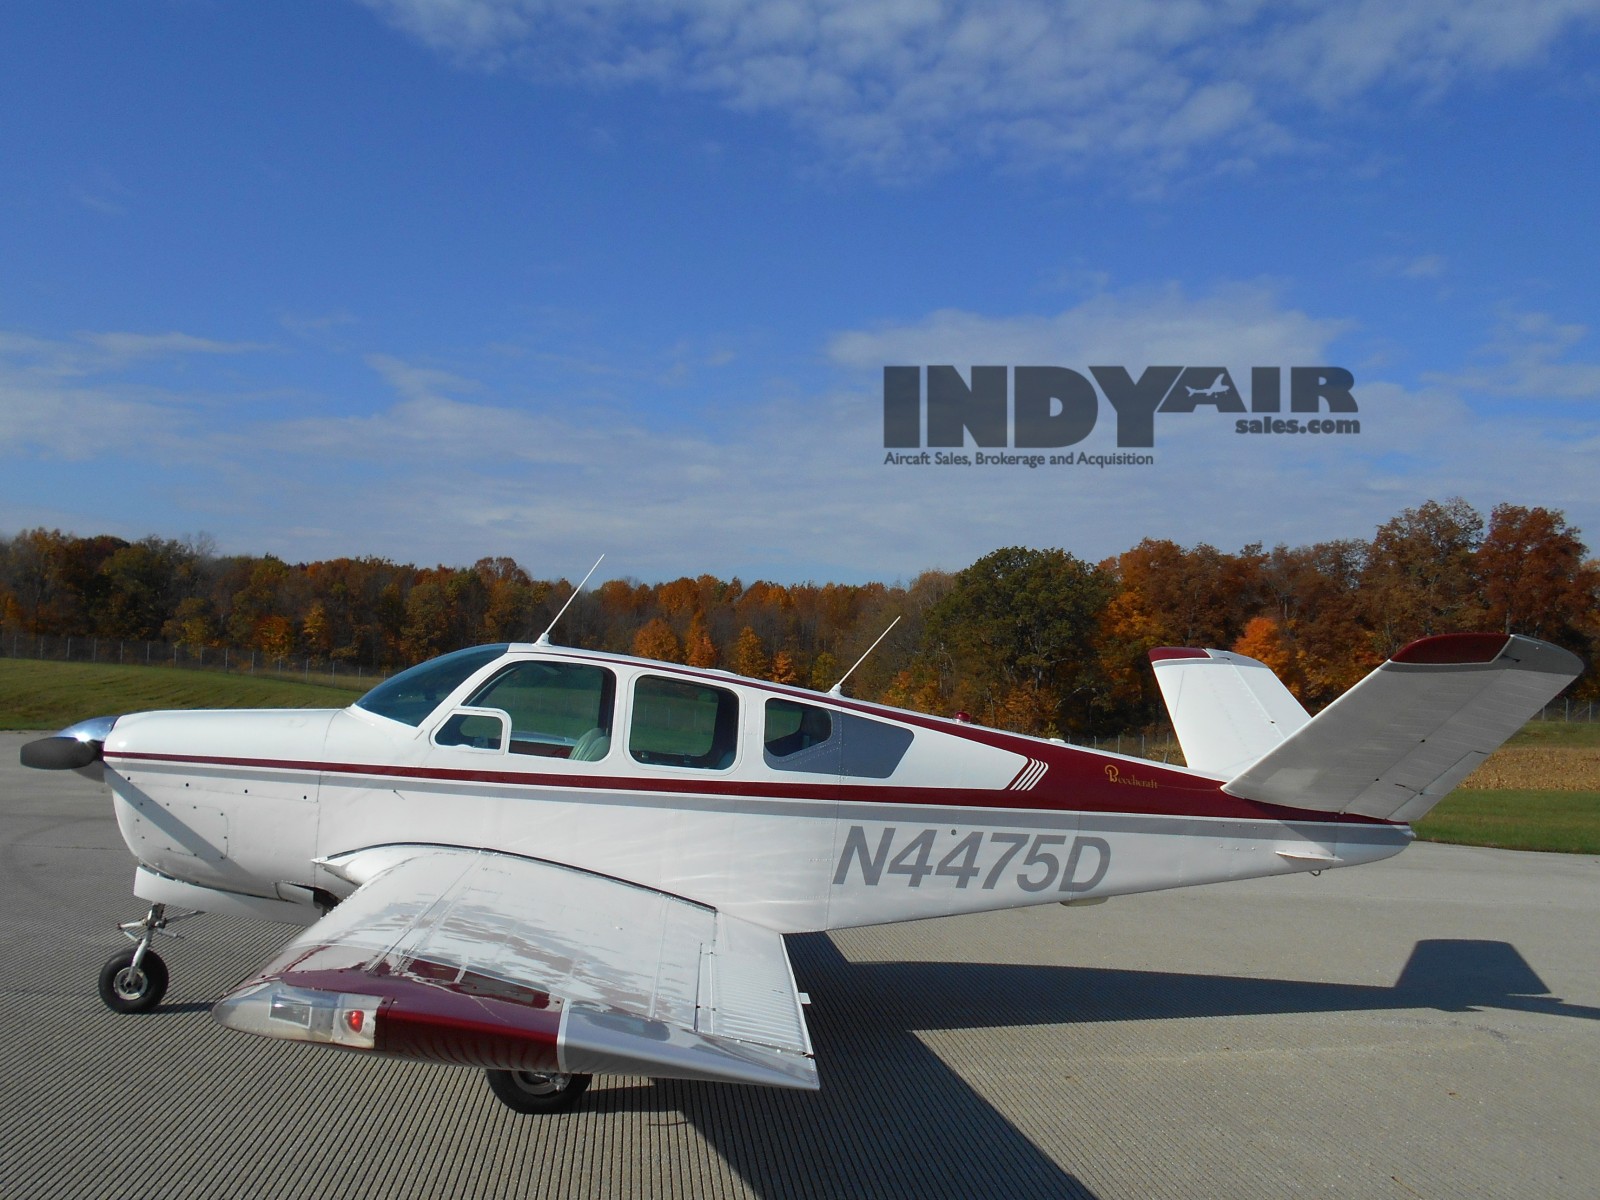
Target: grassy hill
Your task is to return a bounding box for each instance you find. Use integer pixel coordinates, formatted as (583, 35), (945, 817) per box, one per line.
(0, 658), (364, 729)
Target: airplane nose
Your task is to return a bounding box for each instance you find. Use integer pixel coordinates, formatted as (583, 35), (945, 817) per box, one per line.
(20, 715), (120, 771)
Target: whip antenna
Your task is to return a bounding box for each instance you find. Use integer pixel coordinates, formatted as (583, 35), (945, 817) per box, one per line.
(536, 555), (605, 646)
(828, 615), (900, 697)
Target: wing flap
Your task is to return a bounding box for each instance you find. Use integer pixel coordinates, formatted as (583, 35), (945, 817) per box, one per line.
(1222, 633), (1581, 821)
(213, 845), (817, 1090)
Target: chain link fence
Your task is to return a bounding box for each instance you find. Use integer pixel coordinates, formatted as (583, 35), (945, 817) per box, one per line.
(0, 625), (384, 690)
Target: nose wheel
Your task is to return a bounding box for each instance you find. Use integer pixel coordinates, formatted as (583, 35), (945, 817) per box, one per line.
(98, 947), (169, 1013)
(97, 903), (197, 1014)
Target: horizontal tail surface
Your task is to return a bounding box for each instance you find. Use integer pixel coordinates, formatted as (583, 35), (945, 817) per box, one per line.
(1220, 633), (1581, 823)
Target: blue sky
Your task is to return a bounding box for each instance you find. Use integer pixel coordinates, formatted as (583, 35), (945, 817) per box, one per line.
(3, 0), (1599, 584)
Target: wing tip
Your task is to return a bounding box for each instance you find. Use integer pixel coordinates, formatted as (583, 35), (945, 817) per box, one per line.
(1390, 632), (1584, 677)
(1149, 646), (1210, 662)
(1390, 632), (1510, 665)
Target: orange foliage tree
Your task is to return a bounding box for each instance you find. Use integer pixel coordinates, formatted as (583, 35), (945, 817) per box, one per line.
(632, 617), (684, 663)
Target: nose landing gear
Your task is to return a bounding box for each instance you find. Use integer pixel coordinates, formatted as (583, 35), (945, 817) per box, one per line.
(97, 903), (198, 1014)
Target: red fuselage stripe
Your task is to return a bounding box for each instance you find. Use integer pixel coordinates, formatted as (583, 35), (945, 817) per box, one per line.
(103, 749), (1389, 825)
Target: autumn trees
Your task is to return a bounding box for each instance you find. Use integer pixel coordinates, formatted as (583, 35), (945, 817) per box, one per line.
(1, 497), (1595, 731)
(1477, 503), (1596, 645)
(920, 547), (1112, 736)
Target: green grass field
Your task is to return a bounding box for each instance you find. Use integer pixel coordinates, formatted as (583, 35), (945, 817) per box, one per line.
(1412, 713), (1600, 853)
(0, 658), (363, 729)
(1502, 715), (1600, 747)
(1413, 789), (1600, 855)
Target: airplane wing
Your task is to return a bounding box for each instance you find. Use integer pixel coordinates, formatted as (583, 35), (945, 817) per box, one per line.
(1222, 633), (1582, 823)
(211, 845), (818, 1090)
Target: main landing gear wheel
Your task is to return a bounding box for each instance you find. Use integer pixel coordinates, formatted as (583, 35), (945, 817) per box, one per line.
(484, 1069), (593, 1114)
(98, 947), (169, 1013)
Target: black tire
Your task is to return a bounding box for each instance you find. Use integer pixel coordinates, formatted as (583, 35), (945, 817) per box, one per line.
(97, 948), (168, 1014)
(484, 1068), (592, 1114)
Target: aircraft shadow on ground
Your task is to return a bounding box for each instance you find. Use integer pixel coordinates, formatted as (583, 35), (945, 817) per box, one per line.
(589, 933), (1104, 1200)
(822, 936), (1600, 1031)
(580, 935), (1594, 1200)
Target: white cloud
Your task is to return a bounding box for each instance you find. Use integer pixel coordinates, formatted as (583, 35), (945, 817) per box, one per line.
(0, 330), (270, 461)
(1260, 0), (1600, 104)
(1366, 253), (1449, 292)
(828, 281), (1349, 370)
(364, 353), (484, 403)
(1437, 307), (1600, 399)
(80, 332), (268, 359)
(0, 329), (268, 379)
(356, 0), (1600, 175)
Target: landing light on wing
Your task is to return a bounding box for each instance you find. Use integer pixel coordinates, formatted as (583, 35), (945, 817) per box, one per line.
(214, 981), (379, 1051)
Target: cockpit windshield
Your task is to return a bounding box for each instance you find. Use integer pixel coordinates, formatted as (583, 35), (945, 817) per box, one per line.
(354, 644), (509, 726)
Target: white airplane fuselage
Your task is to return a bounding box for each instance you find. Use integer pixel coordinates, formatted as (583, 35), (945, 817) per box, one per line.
(100, 643), (1410, 936)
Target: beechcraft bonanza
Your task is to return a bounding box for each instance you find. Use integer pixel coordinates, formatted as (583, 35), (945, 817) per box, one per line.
(22, 620), (1581, 1112)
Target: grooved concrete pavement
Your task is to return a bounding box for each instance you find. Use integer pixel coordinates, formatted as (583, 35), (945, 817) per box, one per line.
(3, 731), (1598, 1199)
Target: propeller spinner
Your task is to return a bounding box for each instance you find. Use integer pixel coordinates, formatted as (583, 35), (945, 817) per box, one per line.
(20, 715), (120, 771)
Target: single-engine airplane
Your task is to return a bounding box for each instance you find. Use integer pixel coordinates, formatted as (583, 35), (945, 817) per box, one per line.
(21, 628), (1580, 1112)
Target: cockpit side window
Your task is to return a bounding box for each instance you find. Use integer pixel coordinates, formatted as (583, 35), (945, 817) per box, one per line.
(629, 675), (739, 770)
(355, 645), (510, 727)
(763, 698), (913, 778)
(440, 660), (616, 759)
(765, 699), (832, 760)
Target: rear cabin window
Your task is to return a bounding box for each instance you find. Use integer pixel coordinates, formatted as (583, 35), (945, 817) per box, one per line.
(763, 698), (913, 779)
(437, 661), (616, 760)
(629, 675), (739, 770)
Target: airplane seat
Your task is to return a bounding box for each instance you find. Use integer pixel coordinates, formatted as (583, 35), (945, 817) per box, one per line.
(570, 728), (610, 762)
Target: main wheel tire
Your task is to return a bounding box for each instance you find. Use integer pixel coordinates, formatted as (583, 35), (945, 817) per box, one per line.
(97, 948), (169, 1014)
(484, 1068), (592, 1114)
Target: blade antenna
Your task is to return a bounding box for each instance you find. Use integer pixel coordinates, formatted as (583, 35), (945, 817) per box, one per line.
(536, 554), (605, 646)
(828, 615), (901, 697)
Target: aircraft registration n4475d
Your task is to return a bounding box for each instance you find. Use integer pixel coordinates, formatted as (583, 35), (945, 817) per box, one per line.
(21, 625), (1581, 1113)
